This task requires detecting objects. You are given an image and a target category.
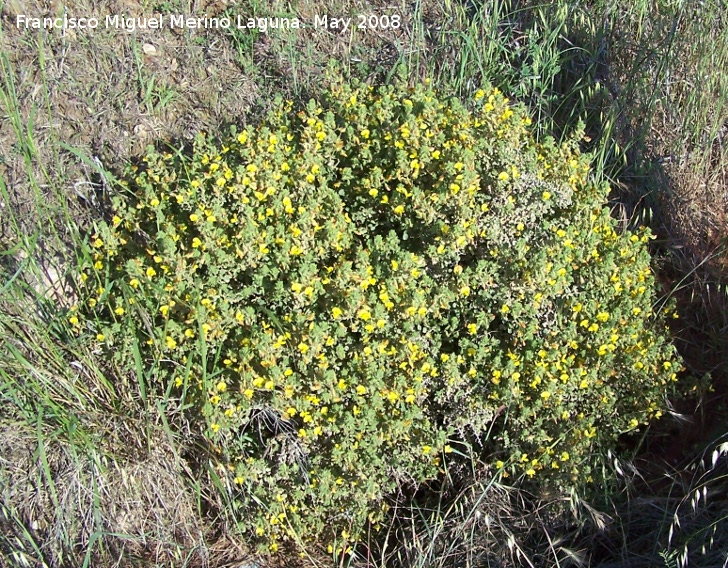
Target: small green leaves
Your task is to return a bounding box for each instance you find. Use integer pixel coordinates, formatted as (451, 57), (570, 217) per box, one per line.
(76, 79), (681, 550)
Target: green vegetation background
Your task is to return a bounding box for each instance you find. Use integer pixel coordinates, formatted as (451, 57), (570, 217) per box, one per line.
(1, 1), (727, 567)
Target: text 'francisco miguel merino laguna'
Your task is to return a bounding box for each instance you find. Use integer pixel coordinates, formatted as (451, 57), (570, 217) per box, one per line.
(16, 14), (331, 33)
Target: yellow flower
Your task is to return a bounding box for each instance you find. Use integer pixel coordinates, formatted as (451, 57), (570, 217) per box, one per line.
(542, 191), (552, 200)
(332, 307), (343, 319)
(216, 381), (227, 392)
(114, 307), (125, 316)
(358, 309), (371, 321)
(498, 171), (509, 181)
(146, 267), (156, 278)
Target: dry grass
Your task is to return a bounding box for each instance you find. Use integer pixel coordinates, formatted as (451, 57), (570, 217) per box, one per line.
(0, 422), (211, 567)
(369, 477), (605, 568)
(1, 0), (260, 234)
(1, 0), (728, 566)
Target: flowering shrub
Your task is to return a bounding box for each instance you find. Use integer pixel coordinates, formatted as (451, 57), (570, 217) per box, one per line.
(73, 81), (681, 551)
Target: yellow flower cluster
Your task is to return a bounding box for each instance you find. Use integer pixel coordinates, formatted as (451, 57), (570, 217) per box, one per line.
(75, 79), (682, 551)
